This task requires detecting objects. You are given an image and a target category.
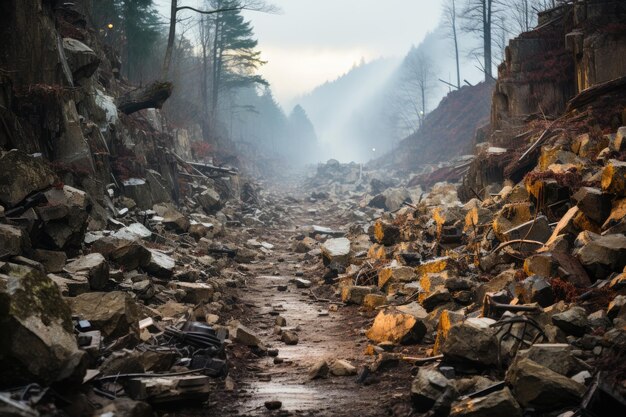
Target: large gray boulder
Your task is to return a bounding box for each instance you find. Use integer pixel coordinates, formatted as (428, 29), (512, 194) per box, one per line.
(62, 38), (100, 80)
(442, 318), (499, 367)
(576, 234), (626, 279)
(505, 357), (585, 411)
(66, 291), (140, 338)
(197, 188), (222, 213)
(0, 263), (85, 386)
(0, 150), (57, 207)
(0, 224), (30, 258)
(411, 367), (457, 412)
(65, 253), (109, 290)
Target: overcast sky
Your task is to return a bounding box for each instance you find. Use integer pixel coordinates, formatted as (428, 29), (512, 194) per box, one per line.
(157, 0), (445, 106)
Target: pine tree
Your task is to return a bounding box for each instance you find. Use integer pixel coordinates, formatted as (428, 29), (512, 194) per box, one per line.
(209, 0), (267, 121)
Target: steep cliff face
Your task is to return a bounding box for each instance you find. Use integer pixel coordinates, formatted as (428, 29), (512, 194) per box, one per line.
(461, 0), (626, 200)
(491, 4), (576, 137)
(0, 0), (188, 218)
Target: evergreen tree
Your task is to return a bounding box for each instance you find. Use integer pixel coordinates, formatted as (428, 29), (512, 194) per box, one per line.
(209, 0), (267, 120)
(287, 105), (318, 163)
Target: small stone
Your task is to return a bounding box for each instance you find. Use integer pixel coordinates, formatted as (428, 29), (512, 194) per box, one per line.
(552, 306), (588, 337)
(309, 359), (329, 379)
(275, 316), (287, 327)
(264, 400), (282, 410)
(329, 359), (357, 376)
(281, 331), (299, 345)
(341, 285), (374, 305)
(450, 387), (522, 417)
(232, 324), (261, 347)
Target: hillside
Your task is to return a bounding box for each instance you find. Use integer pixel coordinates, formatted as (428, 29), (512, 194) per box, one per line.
(372, 80), (494, 171)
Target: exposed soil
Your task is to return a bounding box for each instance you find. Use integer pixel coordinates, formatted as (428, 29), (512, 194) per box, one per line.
(175, 183), (419, 417)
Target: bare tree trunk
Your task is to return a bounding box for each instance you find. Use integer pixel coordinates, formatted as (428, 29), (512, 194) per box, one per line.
(483, 0), (493, 80)
(451, 0), (461, 88)
(162, 0), (178, 79)
(211, 15), (222, 124)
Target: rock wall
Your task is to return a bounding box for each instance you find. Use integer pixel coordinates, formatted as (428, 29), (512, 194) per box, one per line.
(0, 0), (199, 216)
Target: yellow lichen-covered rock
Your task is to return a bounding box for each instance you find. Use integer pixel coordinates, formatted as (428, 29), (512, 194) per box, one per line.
(419, 272), (448, 303)
(602, 160), (626, 197)
(363, 293), (387, 310)
(571, 133), (609, 158)
(378, 264), (417, 288)
(365, 303), (427, 344)
(341, 285), (374, 305)
(415, 257), (449, 277)
(603, 198), (626, 230)
(367, 243), (387, 260)
(464, 207), (492, 232)
(492, 203), (532, 241)
(524, 253), (554, 277)
(433, 309), (465, 355)
(374, 220), (401, 246)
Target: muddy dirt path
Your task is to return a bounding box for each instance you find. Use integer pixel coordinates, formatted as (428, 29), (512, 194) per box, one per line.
(205, 185), (417, 417)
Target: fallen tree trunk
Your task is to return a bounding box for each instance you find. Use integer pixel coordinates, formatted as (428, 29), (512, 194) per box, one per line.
(116, 81), (173, 115)
(566, 76), (626, 112)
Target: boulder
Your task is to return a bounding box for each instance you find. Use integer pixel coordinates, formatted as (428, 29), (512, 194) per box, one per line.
(66, 291), (139, 338)
(108, 240), (152, 271)
(0, 150), (57, 207)
(378, 264), (416, 288)
(281, 331), (299, 345)
(0, 224), (30, 258)
(572, 187), (610, 224)
(145, 250), (175, 278)
(65, 253), (109, 290)
(40, 186), (89, 250)
(373, 220), (401, 246)
(112, 223), (152, 241)
(308, 359), (329, 380)
(197, 188), (222, 213)
(122, 178), (153, 210)
(505, 357), (585, 411)
(62, 38), (100, 80)
(363, 293), (387, 310)
(329, 359), (357, 376)
(32, 249), (67, 273)
(576, 234), (626, 279)
(162, 208), (190, 233)
(515, 275), (554, 307)
(516, 344), (590, 377)
(441, 318), (498, 367)
(433, 309), (465, 355)
(612, 126), (626, 152)
(601, 159), (626, 197)
(172, 282), (213, 304)
(366, 303), (428, 344)
(341, 285), (374, 305)
(411, 367), (457, 412)
(450, 387), (522, 417)
(501, 216), (552, 248)
(0, 263), (85, 386)
(320, 238), (351, 266)
(552, 306), (588, 337)
(232, 324), (261, 347)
